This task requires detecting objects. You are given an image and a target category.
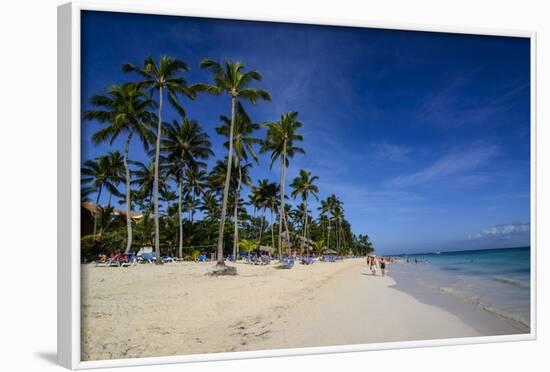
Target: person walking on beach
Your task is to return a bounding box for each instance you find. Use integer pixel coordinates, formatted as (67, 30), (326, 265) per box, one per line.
(380, 257), (386, 276)
(371, 256), (379, 276)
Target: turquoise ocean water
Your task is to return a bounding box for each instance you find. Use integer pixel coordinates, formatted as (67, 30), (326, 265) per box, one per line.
(391, 247), (531, 330)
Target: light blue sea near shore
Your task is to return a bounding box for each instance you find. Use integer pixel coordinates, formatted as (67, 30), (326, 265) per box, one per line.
(391, 247), (531, 332)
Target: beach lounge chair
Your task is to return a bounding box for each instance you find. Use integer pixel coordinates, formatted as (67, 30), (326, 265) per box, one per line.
(94, 254), (109, 267)
(279, 257), (295, 269)
(139, 252), (156, 263)
(107, 253), (126, 267)
(197, 254), (208, 262)
(162, 255), (177, 263)
(120, 254), (137, 268)
(239, 253), (250, 264)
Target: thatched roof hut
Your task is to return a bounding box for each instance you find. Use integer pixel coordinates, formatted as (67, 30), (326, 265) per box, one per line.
(81, 202), (143, 221)
(258, 245), (275, 254)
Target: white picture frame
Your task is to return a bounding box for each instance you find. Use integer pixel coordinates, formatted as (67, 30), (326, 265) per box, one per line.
(57, 1), (537, 369)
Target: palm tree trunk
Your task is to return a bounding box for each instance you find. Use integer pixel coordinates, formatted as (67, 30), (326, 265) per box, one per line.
(216, 96), (236, 266)
(277, 143), (285, 259)
(92, 186), (103, 241)
(178, 176), (183, 259)
(233, 163), (242, 259)
(258, 209), (265, 247)
(281, 144), (292, 256)
(253, 207), (258, 241)
(340, 223), (346, 252)
(269, 206), (274, 250)
(153, 86), (163, 264)
(304, 198), (308, 257)
(283, 207), (292, 256)
(124, 133), (133, 254)
(327, 220), (331, 250)
(337, 219), (341, 253)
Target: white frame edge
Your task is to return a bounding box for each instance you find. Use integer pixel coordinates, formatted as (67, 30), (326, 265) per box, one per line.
(57, 1), (537, 369)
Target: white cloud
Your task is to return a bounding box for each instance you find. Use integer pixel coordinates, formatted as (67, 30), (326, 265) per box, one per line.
(388, 143), (499, 187)
(472, 223), (530, 240)
(373, 141), (412, 162)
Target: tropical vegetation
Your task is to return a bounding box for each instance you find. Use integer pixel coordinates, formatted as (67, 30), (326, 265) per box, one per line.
(81, 54), (375, 273)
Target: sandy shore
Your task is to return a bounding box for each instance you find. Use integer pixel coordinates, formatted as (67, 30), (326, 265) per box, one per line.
(81, 259), (507, 361)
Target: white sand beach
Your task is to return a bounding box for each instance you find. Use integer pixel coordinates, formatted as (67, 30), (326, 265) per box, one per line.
(81, 259), (520, 361)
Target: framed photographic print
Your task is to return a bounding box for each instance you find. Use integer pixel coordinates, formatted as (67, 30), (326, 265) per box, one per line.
(57, 1), (536, 369)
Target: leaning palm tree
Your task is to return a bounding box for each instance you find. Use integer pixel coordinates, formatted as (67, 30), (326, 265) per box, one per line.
(198, 59), (270, 271)
(123, 55), (197, 263)
(81, 154), (122, 241)
(216, 102), (261, 259)
(83, 83), (155, 253)
(290, 169), (319, 251)
(261, 112), (304, 258)
(162, 118), (213, 259)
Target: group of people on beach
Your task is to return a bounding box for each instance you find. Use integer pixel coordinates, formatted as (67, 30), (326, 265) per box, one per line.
(366, 256), (393, 276)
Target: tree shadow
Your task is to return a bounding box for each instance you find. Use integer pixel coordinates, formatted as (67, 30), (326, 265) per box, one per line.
(35, 351), (57, 365)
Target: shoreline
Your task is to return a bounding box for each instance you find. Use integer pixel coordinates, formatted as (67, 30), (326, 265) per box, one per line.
(389, 260), (530, 334)
(389, 264), (528, 335)
(81, 259), (525, 361)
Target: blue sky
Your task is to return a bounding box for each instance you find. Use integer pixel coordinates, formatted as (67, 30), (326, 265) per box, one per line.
(81, 11), (531, 254)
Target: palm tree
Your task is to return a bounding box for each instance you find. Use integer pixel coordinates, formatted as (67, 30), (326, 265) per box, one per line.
(259, 180), (280, 252)
(324, 194), (343, 252)
(238, 239), (257, 258)
(199, 190), (219, 222)
(216, 102), (261, 259)
(123, 55), (197, 263)
(311, 239), (325, 256)
(182, 167), (208, 222)
(131, 160), (169, 212)
(183, 194), (201, 222)
(333, 206), (345, 253)
(290, 170), (319, 252)
(248, 183), (263, 241)
(162, 118), (213, 259)
(81, 154), (122, 241)
(83, 83), (155, 253)
(199, 59), (271, 270)
(208, 158), (239, 197)
(104, 151), (125, 207)
(317, 213), (330, 243)
(261, 112), (304, 258)
(231, 162), (252, 257)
